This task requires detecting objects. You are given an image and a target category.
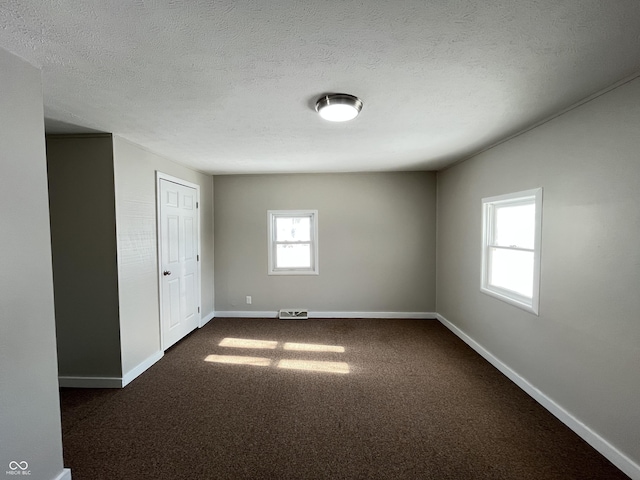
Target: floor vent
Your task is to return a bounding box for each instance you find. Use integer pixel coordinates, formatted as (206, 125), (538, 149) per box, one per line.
(278, 309), (309, 320)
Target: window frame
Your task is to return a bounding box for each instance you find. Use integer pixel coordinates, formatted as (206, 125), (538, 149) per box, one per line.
(481, 188), (542, 315)
(267, 210), (319, 276)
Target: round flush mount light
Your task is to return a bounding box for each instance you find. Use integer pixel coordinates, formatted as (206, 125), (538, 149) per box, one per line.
(315, 93), (363, 122)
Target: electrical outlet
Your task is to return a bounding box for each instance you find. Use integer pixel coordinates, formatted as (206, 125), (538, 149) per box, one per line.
(246, 295), (252, 305)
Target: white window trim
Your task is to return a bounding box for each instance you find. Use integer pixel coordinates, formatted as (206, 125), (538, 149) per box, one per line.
(481, 188), (542, 315)
(268, 210), (319, 276)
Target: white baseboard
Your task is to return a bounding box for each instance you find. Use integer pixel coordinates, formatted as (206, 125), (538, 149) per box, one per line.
(58, 376), (122, 388)
(310, 311), (437, 319)
(59, 351), (164, 388)
(122, 350), (164, 387)
(215, 311), (278, 318)
(436, 313), (640, 480)
(200, 310), (215, 327)
(214, 311), (437, 319)
(51, 468), (72, 480)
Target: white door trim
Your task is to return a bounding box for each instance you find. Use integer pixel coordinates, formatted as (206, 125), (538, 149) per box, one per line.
(156, 171), (202, 351)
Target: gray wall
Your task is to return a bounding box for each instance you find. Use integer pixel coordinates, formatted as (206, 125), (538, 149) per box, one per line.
(0, 47), (67, 480)
(214, 172), (436, 313)
(113, 136), (214, 374)
(47, 134), (122, 378)
(436, 78), (640, 469)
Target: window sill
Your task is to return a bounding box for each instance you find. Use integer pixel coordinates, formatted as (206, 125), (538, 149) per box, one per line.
(269, 270), (319, 276)
(480, 286), (539, 315)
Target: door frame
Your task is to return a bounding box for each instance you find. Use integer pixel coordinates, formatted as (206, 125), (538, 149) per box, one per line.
(155, 171), (202, 351)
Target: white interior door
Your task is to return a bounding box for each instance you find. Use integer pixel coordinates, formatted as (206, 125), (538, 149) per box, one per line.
(158, 177), (200, 350)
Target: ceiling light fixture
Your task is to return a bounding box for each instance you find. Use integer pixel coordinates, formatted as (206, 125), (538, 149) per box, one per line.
(315, 93), (363, 122)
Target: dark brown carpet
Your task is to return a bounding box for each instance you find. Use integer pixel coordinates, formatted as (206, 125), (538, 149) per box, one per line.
(60, 318), (628, 479)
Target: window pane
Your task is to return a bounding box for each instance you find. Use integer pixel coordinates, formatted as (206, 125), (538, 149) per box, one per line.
(276, 244), (311, 268)
(494, 203), (535, 249)
(275, 217), (311, 242)
(489, 248), (534, 298)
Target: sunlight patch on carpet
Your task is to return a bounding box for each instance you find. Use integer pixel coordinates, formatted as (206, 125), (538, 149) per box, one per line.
(282, 342), (345, 353)
(208, 338), (349, 373)
(277, 359), (349, 374)
(205, 354), (271, 366)
(219, 337), (278, 349)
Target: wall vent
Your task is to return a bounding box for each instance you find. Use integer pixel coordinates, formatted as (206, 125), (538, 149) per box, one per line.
(278, 309), (309, 320)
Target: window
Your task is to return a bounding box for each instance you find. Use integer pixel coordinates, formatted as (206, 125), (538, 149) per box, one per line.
(268, 210), (318, 275)
(481, 188), (542, 314)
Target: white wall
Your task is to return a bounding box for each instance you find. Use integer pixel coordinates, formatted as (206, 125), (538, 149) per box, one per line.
(0, 48), (69, 480)
(214, 172), (436, 314)
(436, 77), (640, 477)
(112, 136), (214, 374)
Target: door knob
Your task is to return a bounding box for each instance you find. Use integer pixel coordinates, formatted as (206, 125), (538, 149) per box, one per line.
(163, 271), (171, 276)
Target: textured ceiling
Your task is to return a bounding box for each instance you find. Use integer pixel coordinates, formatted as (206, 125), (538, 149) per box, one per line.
(2, 1), (640, 174)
